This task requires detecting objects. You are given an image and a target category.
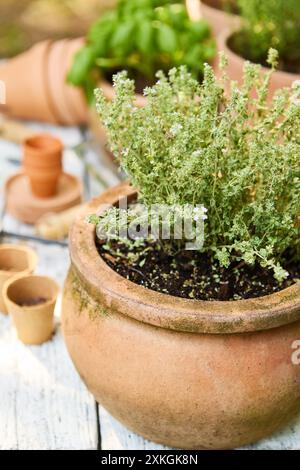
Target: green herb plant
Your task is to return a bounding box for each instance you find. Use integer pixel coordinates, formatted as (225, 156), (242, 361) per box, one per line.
(67, 0), (215, 99)
(235, 0), (300, 73)
(91, 50), (300, 282)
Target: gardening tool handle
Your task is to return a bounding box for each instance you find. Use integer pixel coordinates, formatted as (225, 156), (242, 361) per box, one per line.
(35, 204), (85, 240)
(0, 116), (37, 144)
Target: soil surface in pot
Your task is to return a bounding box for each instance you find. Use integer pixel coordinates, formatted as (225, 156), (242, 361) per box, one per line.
(18, 297), (49, 307)
(229, 32), (300, 75)
(97, 240), (300, 301)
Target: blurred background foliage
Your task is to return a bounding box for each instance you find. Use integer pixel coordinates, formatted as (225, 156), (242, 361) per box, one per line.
(0, 0), (117, 57)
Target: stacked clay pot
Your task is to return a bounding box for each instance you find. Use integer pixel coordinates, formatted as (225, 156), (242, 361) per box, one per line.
(23, 134), (63, 198)
(0, 38), (87, 125)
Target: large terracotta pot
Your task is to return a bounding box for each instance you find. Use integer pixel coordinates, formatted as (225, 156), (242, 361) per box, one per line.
(186, 0), (241, 37)
(218, 30), (300, 97)
(62, 183), (300, 450)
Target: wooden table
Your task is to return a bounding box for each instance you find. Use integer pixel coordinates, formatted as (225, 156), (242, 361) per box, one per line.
(0, 122), (299, 450)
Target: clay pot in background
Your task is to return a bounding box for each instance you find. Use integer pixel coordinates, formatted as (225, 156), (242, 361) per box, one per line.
(186, 0), (241, 37)
(217, 30), (300, 98)
(0, 40), (58, 123)
(0, 244), (38, 314)
(23, 133), (63, 198)
(3, 275), (59, 345)
(0, 38), (88, 125)
(62, 183), (300, 449)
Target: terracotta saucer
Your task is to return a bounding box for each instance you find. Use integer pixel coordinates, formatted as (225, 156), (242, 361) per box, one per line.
(5, 171), (82, 224)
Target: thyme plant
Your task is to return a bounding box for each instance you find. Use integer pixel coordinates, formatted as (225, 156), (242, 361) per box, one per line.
(93, 51), (300, 282)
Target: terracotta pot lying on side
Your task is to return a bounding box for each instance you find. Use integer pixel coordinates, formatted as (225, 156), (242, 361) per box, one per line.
(62, 182), (300, 450)
(218, 30), (300, 97)
(186, 0), (241, 37)
(23, 134), (63, 198)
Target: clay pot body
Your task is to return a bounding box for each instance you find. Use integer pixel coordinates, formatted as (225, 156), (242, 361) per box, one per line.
(217, 30), (300, 97)
(0, 40), (58, 123)
(188, 0), (241, 37)
(4, 275), (59, 345)
(0, 38), (87, 125)
(23, 134), (63, 198)
(0, 245), (38, 314)
(62, 183), (300, 450)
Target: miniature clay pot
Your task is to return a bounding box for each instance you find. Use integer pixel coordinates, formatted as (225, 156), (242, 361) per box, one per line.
(186, 0), (241, 37)
(23, 133), (63, 198)
(62, 183), (300, 450)
(0, 244), (38, 314)
(0, 40), (58, 123)
(4, 275), (59, 345)
(217, 30), (300, 97)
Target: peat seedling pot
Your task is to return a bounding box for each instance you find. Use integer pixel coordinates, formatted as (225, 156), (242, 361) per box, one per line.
(4, 275), (59, 345)
(62, 183), (300, 450)
(23, 133), (63, 198)
(217, 30), (300, 97)
(0, 244), (38, 314)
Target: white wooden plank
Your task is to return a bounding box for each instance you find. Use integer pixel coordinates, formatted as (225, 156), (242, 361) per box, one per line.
(0, 316), (98, 450)
(99, 407), (170, 450)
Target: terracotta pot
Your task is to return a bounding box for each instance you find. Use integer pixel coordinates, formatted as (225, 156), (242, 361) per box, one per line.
(0, 244), (38, 314)
(0, 40), (59, 123)
(62, 183), (300, 450)
(3, 275), (59, 345)
(186, 0), (241, 37)
(217, 30), (300, 97)
(23, 134), (63, 198)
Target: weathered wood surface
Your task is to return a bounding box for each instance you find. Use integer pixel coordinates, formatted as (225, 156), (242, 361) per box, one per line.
(0, 122), (300, 450)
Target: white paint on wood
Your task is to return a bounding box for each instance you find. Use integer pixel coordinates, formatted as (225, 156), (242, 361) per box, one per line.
(99, 407), (171, 450)
(0, 316), (98, 450)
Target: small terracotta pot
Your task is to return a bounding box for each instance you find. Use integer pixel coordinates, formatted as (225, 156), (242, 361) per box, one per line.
(0, 245), (38, 314)
(3, 275), (59, 345)
(186, 0), (241, 37)
(0, 40), (59, 123)
(217, 30), (300, 97)
(62, 183), (300, 450)
(23, 134), (63, 198)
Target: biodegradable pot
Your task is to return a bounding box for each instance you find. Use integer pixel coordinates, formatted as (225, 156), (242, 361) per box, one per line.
(62, 183), (300, 450)
(23, 133), (63, 198)
(0, 245), (38, 314)
(4, 275), (59, 345)
(186, 0), (241, 37)
(218, 30), (300, 97)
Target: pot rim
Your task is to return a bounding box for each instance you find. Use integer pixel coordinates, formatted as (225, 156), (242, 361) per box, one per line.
(69, 183), (300, 334)
(3, 274), (59, 311)
(0, 244), (38, 275)
(23, 133), (63, 158)
(219, 29), (300, 81)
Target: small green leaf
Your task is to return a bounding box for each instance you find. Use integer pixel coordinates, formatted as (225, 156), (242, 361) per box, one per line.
(110, 20), (135, 55)
(67, 45), (95, 86)
(157, 24), (178, 54)
(136, 20), (153, 54)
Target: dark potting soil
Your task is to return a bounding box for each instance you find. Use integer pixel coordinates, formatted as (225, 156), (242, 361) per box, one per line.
(97, 240), (300, 301)
(18, 297), (48, 307)
(229, 32), (300, 75)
